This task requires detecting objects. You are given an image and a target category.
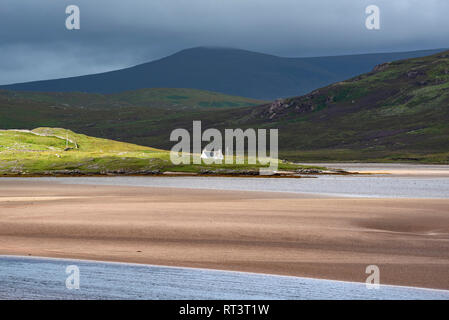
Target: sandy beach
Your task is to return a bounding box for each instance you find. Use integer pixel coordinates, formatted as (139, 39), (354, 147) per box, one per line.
(304, 163), (449, 177)
(1, 178), (449, 290)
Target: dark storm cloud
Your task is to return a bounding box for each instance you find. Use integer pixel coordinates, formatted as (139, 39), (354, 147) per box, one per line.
(1, 0), (448, 84)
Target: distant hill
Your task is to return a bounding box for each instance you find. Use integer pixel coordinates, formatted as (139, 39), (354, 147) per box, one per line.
(244, 49), (449, 162)
(0, 88), (264, 110)
(1, 50), (448, 163)
(1, 47), (446, 100)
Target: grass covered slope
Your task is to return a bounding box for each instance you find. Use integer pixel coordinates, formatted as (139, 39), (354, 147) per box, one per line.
(0, 87), (265, 110)
(112, 88), (266, 108)
(251, 50), (449, 162)
(0, 128), (318, 176)
(0, 128), (164, 175)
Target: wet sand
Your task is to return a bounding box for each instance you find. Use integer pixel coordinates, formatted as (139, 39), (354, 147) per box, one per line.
(304, 163), (449, 177)
(1, 179), (449, 290)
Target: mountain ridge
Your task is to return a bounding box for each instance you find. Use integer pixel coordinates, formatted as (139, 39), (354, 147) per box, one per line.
(1, 47), (446, 100)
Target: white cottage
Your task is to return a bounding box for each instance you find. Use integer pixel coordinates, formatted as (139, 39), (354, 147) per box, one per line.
(200, 149), (224, 160)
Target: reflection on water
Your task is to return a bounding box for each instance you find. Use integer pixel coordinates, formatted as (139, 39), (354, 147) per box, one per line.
(1, 256), (449, 300)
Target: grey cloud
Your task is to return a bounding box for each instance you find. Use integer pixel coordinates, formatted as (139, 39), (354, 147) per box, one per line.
(0, 0), (448, 84)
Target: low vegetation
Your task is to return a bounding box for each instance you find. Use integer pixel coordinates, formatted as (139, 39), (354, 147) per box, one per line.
(0, 88), (265, 110)
(0, 128), (324, 176)
(1, 50), (448, 163)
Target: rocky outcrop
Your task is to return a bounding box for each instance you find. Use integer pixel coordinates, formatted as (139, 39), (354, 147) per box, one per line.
(406, 70), (425, 79)
(372, 62), (391, 72)
(263, 91), (324, 120)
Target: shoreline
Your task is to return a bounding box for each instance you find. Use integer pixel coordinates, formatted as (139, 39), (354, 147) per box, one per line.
(301, 163), (449, 177)
(3, 254), (449, 294)
(0, 170), (349, 179)
(2, 162), (448, 178)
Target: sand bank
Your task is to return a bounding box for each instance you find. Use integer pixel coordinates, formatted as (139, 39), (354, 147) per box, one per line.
(0, 179), (448, 290)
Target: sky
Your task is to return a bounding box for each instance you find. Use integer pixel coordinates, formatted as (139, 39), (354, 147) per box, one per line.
(1, 0), (448, 84)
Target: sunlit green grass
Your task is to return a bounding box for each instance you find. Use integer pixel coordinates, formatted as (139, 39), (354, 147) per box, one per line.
(0, 128), (320, 175)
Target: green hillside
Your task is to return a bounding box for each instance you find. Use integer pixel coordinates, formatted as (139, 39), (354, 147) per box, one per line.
(249, 50), (449, 162)
(0, 128), (314, 176)
(0, 50), (448, 163)
(112, 88), (266, 108)
(0, 128), (163, 175)
(0, 88), (265, 110)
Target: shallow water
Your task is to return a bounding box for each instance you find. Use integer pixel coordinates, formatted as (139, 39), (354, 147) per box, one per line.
(1, 256), (448, 300)
(8, 175), (449, 198)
